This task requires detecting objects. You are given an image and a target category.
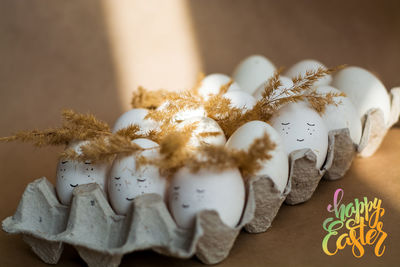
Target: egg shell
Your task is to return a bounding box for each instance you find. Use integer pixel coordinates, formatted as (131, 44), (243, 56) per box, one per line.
(315, 85), (362, 145)
(222, 90), (256, 112)
(176, 116), (226, 147)
(331, 66), (391, 125)
(168, 167), (245, 229)
(225, 120), (289, 193)
(253, 76), (294, 101)
(108, 138), (167, 215)
(232, 55), (276, 95)
(270, 102), (328, 169)
(197, 73), (241, 100)
(112, 108), (159, 133)
(56, 140), (109, 205)
(284, 59), (332, 86)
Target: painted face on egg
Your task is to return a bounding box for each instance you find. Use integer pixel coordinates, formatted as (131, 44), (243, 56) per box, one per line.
(270, 102), (328, 169)
(168, 167), (245, 229)
(108, 138), (167, 215)
(56, 141), (108, 205)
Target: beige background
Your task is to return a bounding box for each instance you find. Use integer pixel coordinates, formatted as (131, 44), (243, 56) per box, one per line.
(0, 0), (399, 266)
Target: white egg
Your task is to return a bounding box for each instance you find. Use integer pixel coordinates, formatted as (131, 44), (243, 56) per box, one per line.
(270, 102), (328, 169)
(197, 73), (241, 100)
(222, 90), (256, 112)
(253, 76), (294, 101)
(284, 59), (332, 86)
(108, 138), (167, 215)
(168, 167), (245, 229)
(315, 85), (362, 144)
(112, 108), (159, 133)
(225, 121), (289, 193)
(331, 66), (391, 125)
(232, 55), (276, 95)
(56, 141), (109, 205)
(176, 116), (226, 147)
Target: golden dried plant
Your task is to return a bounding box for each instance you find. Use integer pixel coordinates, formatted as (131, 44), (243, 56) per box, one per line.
(138, 132), (275, 178)
(131, 86), (181, 109)
(61, 134), (145, 162)
(0, 109), (111, 146)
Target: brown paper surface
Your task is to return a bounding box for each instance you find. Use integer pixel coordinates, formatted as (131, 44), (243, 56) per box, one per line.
(1, 1), (399, 266)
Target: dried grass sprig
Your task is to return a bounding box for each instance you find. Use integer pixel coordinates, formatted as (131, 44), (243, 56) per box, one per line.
(185, 132), (275, 177)
(131, 86), (181, 110)
(138, 132), (275, 178)
(61, 134), (144, 162)
(256, 65), (345, 118)
(136, 123), (198, 175)
(0, 128), (77, 146)
(62, 109), (110, 132)
(145, 91), (203, 123)
(0, 110), (111, 146)
(115, 124), (143, 140)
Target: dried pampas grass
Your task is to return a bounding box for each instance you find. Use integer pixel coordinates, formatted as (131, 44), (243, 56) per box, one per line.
(61, 134), (144, 162)
(0, 109), (111, 146)
(146, 132), (276, 178)
(130, 66), (344, 140)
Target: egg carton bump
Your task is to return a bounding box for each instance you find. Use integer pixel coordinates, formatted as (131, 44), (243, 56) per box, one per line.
(2, 172), (290, 266)
(282, 127), (354, 205)
(357, 87), (400, 157)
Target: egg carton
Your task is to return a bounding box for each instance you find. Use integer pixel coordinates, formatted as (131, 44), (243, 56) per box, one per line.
(283, 127), (354, 205)
(3, 89), (398, 265)
(285, 87), (400, 205)
(357, 87), (400, 157)
(2, 169), (293, 267)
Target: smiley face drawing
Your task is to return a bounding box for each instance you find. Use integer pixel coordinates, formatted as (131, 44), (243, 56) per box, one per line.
(56, 141), (109, 205)
(168, 167), (245, 229)
(270, 102), (328, 169)
(108, 138), (167, 215)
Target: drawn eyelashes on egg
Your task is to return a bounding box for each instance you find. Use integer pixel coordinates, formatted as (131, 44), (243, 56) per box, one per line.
(281, 122), (290, 125)
(173, 187), (180, 200)
(114, 177), (121, 180)
(61, 161), (68, 164)
(307, 123), (315, 126)
(196, 189), (205, 193)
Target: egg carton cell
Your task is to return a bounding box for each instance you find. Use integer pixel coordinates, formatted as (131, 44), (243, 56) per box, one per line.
(2, 171), (291, 266)
(357, 87), (400, 157)
(285, 128), (355, 205)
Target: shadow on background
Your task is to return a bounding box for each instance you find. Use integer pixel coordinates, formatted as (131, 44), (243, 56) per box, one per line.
(187, 0), (400, 89)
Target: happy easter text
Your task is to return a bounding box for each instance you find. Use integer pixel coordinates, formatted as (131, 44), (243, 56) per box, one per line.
(322, 188), (387, 258)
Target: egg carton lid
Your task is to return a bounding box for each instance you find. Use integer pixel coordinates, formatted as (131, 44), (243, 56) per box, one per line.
(357, 87), (400, 157)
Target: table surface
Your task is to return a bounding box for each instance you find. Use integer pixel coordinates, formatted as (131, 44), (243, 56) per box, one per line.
(1, 128), (399, 267)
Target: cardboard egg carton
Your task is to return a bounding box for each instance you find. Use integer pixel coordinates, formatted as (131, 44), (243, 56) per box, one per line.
(2, 89), (398, 265)
(285, 87), (400, 205)
(2, 171), (291, 266)
(284, 127), (354, 205)
(357, 87), (400, 157)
